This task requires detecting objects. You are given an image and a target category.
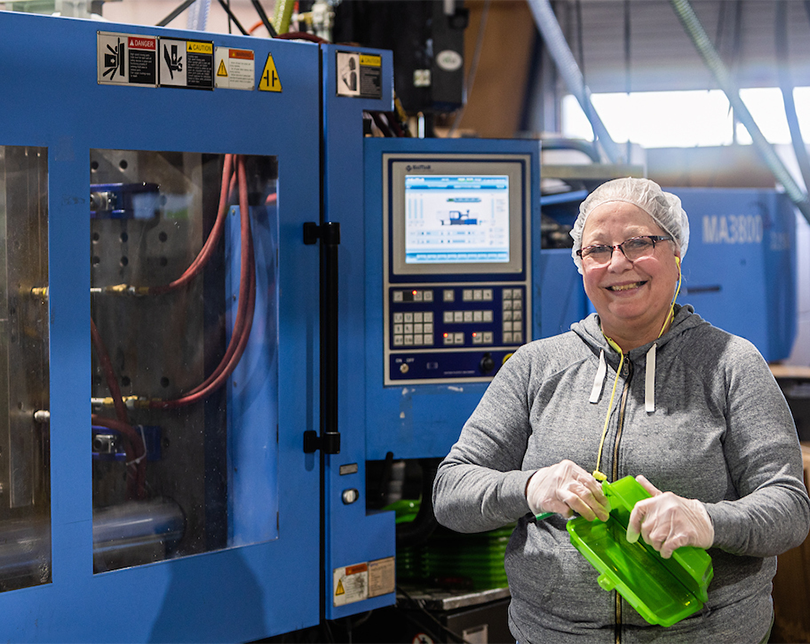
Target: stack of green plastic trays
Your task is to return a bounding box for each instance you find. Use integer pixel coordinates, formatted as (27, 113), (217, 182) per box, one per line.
(422, 525), (514, 591)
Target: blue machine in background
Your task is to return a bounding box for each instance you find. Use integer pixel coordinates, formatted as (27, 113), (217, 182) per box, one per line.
(670, 187), (796, 362)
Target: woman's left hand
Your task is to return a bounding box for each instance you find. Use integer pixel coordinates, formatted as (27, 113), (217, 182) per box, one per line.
(626, 475), (714, 558)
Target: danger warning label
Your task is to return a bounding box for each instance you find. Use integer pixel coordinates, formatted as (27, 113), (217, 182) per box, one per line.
(97, 32), (157, 86)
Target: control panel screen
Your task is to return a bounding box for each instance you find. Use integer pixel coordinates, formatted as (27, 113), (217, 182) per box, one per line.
(389, 157), (525, 277)
(404, 175), (510, 265)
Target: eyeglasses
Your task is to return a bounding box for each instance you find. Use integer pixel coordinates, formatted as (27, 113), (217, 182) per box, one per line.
(576, 235), (672, 265)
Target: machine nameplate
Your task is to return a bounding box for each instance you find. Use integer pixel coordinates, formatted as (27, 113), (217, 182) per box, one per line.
(368, 557), (395, 598)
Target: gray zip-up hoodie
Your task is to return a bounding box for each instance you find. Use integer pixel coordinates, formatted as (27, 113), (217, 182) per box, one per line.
(433, 305), (810, 643)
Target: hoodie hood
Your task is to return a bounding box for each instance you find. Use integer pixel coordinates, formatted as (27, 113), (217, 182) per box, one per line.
(570, 304), (709, 413)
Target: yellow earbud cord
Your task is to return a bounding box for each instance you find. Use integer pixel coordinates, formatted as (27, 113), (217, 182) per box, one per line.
(592, 257), (683, 482)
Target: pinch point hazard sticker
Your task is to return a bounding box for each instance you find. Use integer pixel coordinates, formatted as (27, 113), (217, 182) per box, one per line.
(159, 38), (214, 90)
(97, 32), (157, 86)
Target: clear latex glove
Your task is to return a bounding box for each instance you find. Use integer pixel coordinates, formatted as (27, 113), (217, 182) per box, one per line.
(526, 459), (611, 521)
(626, 474), (714, 559)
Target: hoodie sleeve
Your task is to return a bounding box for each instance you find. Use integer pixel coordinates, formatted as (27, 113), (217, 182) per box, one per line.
(706, 339), (810, 557)
(432, 346), (537, 533)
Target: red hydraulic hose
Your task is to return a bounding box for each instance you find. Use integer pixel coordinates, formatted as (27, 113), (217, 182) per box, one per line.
(152, 155), (257, 409)
(148, 154), (235, 295)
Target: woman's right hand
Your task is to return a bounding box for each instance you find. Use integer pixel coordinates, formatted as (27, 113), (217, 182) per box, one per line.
(526, 460), (611, 521)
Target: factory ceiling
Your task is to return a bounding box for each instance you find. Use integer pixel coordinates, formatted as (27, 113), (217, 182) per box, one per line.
(551, 0), (810, 93)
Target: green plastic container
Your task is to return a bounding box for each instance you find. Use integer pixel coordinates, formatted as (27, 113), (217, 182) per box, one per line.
(566, 476), (714, 627)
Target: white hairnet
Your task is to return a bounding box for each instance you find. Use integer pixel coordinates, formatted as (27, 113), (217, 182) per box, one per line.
(569, 177), (690, 273)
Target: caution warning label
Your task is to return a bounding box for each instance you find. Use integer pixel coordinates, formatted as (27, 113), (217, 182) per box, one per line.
(97, 32), (157, 86)
(333, 562), (369, 607)
(258, 53), (282, 92)
(159, 38), (214, 90)
(336, 51), (382, 99)
(215, 47), (255, 90)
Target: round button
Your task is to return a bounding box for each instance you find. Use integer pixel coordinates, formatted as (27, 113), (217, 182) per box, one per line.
(400, 363), (409, 374)
(342, 489), (360, 505)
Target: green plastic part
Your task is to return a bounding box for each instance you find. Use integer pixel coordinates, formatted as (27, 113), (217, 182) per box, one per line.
(566, 476), (714, 627)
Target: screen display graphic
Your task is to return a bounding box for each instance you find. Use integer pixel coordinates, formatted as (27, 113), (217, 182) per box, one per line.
(404, 175), (509, 264)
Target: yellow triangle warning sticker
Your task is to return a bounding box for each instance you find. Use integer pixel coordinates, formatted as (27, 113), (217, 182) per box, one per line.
(335, 580), (345, 596)
(258, 53), (282, 92)
(217, 59), (228, 77)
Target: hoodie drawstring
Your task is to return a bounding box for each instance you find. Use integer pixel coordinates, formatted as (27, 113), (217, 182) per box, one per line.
(593, 339), (624, 482)
(590, 350), (607, 404)
(645, 344), (657, 413)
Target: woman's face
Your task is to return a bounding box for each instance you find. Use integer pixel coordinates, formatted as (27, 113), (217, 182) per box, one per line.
(580, 201), (681, 349)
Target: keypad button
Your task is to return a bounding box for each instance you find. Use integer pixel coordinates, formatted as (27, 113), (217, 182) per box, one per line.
(513, 321), (523, 332)
(443, 311), (453, 324)
(453, 311), (464, 323)
(472, 333), (483, 345)
(424, 290), (434, 302)
(473, 310), (483, 322)
(424, 312), (434, 323)
(473, 289), (483, 301)
(513, 289), (523, 300)
(513, 300), (523, 311)
(393, 324), (403, 335)
(393, 335), (404, 346)
(463, 289), (473, 301)
(513, 332), (523, 343)
(454, 332), (464, 344)
(424, 334), (434, 345)
(443, 334), (454, 346)
(483, 310), (493, 323)
(414, 291), (423, 302)
(503, 311), (513, 321)
(404, 313), (413, 323)
(404, 324), (413, 334)
(503, 322), (513, 332)
(404, 335), (414, 346)
(424, 323), (433, 334)
(503, 288), (513, 299)
(483, 331), (493, 344)
(443, 290), (455, 302)
(483, 289), (493, 301)
(504, 332), (513, 343)
(414, 312), (423, 323)
(393, 312), (404, 323)
(503, 300), (513, 311)
(393, 291), (403, 302)
(463, 311), (473, 323)
(413, 334), (423, 345)
(414, 323), (423, 334)
(513, 310), (522, 321)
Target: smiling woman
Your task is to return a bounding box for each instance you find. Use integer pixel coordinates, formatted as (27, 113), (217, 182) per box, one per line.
(433, 177), (810, 643)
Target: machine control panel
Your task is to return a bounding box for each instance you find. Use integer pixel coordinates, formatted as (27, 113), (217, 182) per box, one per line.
(381, 152), (533, 385)
(386, 283), (529, 383)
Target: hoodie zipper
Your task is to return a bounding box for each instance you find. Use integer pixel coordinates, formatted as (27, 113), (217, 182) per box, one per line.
(612, 359), (633, 644)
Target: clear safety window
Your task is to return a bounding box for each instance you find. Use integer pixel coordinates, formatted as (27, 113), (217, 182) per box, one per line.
(90, 150), (279, 573)
(0, 146), (51, 592)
